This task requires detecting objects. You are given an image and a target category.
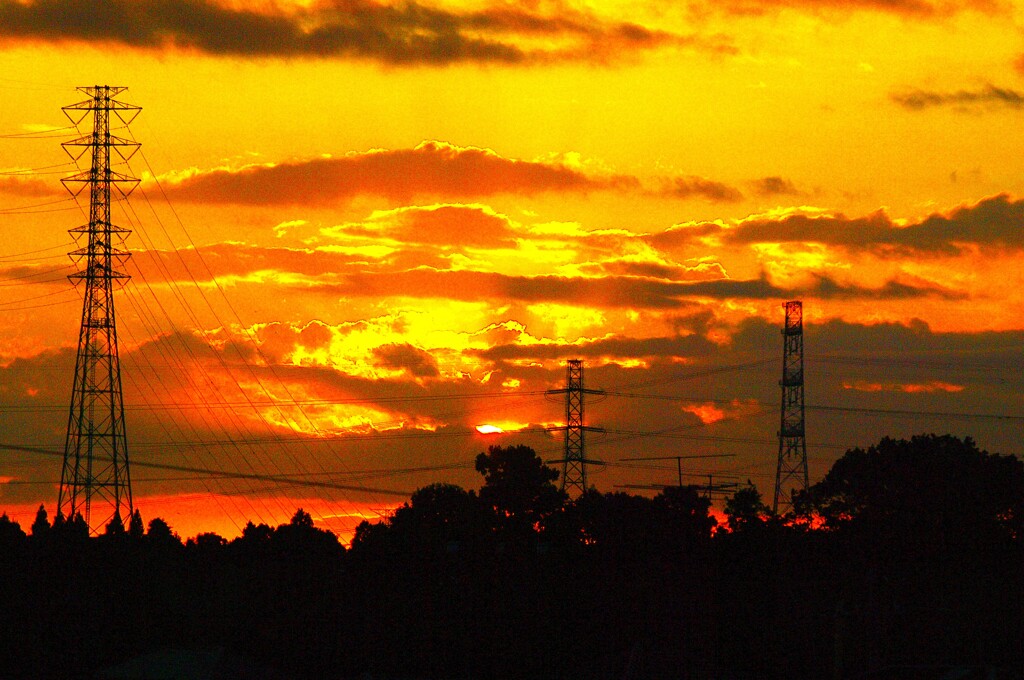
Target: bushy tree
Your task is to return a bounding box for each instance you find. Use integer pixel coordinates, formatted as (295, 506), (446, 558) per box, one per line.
(475, 444), (564, 537)
(724, 484), (771, 532)
(393, 483), (487, 550)
(797, 433), (1024, 547)
(272, 508), (342, 558)
(146, 517), (180, 546)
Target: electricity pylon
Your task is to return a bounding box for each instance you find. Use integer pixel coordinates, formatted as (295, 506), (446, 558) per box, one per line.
(773, 300), (808, 515)
(547, 359), (603, 498)
(58, 86), (140, 532)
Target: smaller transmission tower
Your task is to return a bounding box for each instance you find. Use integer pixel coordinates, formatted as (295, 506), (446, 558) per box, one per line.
(547, 359), (603, 498)
(774, 300), (808, 515)
(58, 86), (140, 532)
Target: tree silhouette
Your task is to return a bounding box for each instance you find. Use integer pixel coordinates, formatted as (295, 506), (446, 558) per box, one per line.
(0, 512), (25, 546)
(791, 433), (1024, 673)
(389, 483), (487, 552)
(104, 513), (126, 536)
(146, 517), (180, 547)
(128, 509), (145, 539)
(50, 511), (89, 542)
(186, 531), (227, 551)
(271, 508), (342, 559)
(724, 484), (771, 532)
(1, 433), (1019, 680)
(289, 508), (314, 528)
(30, 504), (49, 538)
(475, 444), (564, 539)
(797, 433), (1024, 547)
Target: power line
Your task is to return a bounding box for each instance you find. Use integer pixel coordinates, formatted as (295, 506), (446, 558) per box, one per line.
(0, 442), (413, 497)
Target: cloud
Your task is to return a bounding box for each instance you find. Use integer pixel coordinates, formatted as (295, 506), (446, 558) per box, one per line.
(0, 176), (57, 197)
(752, 176), (802, 197)
(660, 176), (744, 202)
(326, 203), (520, 249)
(582, 259), (728, 281)
(160, 141), (757, 207)
(128, 242), (379, 283)
(707, 0), (999, 17)
(161, 141), (633, 205)
(303, 268), (959, 308)
(723, 194), (1024, 255)
(842, 379), (965, 393)
(473, 333), (719, 362)
(0, 0), (713, 65)
(645, 221), (725, 251)
(890, 83), (1024, 110)
(372, 343), (440, 378)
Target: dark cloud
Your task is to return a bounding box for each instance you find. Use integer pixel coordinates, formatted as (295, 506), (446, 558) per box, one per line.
(161, 142), (756, 208)
(163, 142), (636, 205)
(581, 260), (727, 281)
(373, 343), (440, 378)
(891, 83), (1024, 110)
(724, 194), (1024, 255)
(752, 176), (802, 197)
(707, 0), (998, 17)
(474, 333), (719, 362)
(0, 0), (707, 64)
(303, 268), (959, 308)
(661, 176), (744, 203)
(128, 242), (376, 282)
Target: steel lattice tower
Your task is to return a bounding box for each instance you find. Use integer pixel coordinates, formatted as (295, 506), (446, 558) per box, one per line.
(547, 359), (603, 498)
(563, 359), (587, 496)
(773, 300), (808, 515)
(58, 86), (140, 532)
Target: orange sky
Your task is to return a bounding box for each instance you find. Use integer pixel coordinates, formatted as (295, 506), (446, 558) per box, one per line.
(0, 0), (1022, 541)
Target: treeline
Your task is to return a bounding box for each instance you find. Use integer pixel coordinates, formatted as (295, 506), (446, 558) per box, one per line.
(0, 435), (1022, 679)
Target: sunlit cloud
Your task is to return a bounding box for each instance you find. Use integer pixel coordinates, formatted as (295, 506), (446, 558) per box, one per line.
(842, 380), (966, 393)
(682, 402), (727, 424)
(324, 203), (520, 249)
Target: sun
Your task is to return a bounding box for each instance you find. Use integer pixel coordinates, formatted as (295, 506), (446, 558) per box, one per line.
(475, 424), (504, 434)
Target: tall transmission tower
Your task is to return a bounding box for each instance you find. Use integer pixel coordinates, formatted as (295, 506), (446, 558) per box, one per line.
(773, 300), (808, 515)
(57, 86), (140, 532)
(547, 359), (603, 498)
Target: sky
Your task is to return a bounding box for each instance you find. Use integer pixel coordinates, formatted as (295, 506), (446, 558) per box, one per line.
(0, 0), (1022, 540)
